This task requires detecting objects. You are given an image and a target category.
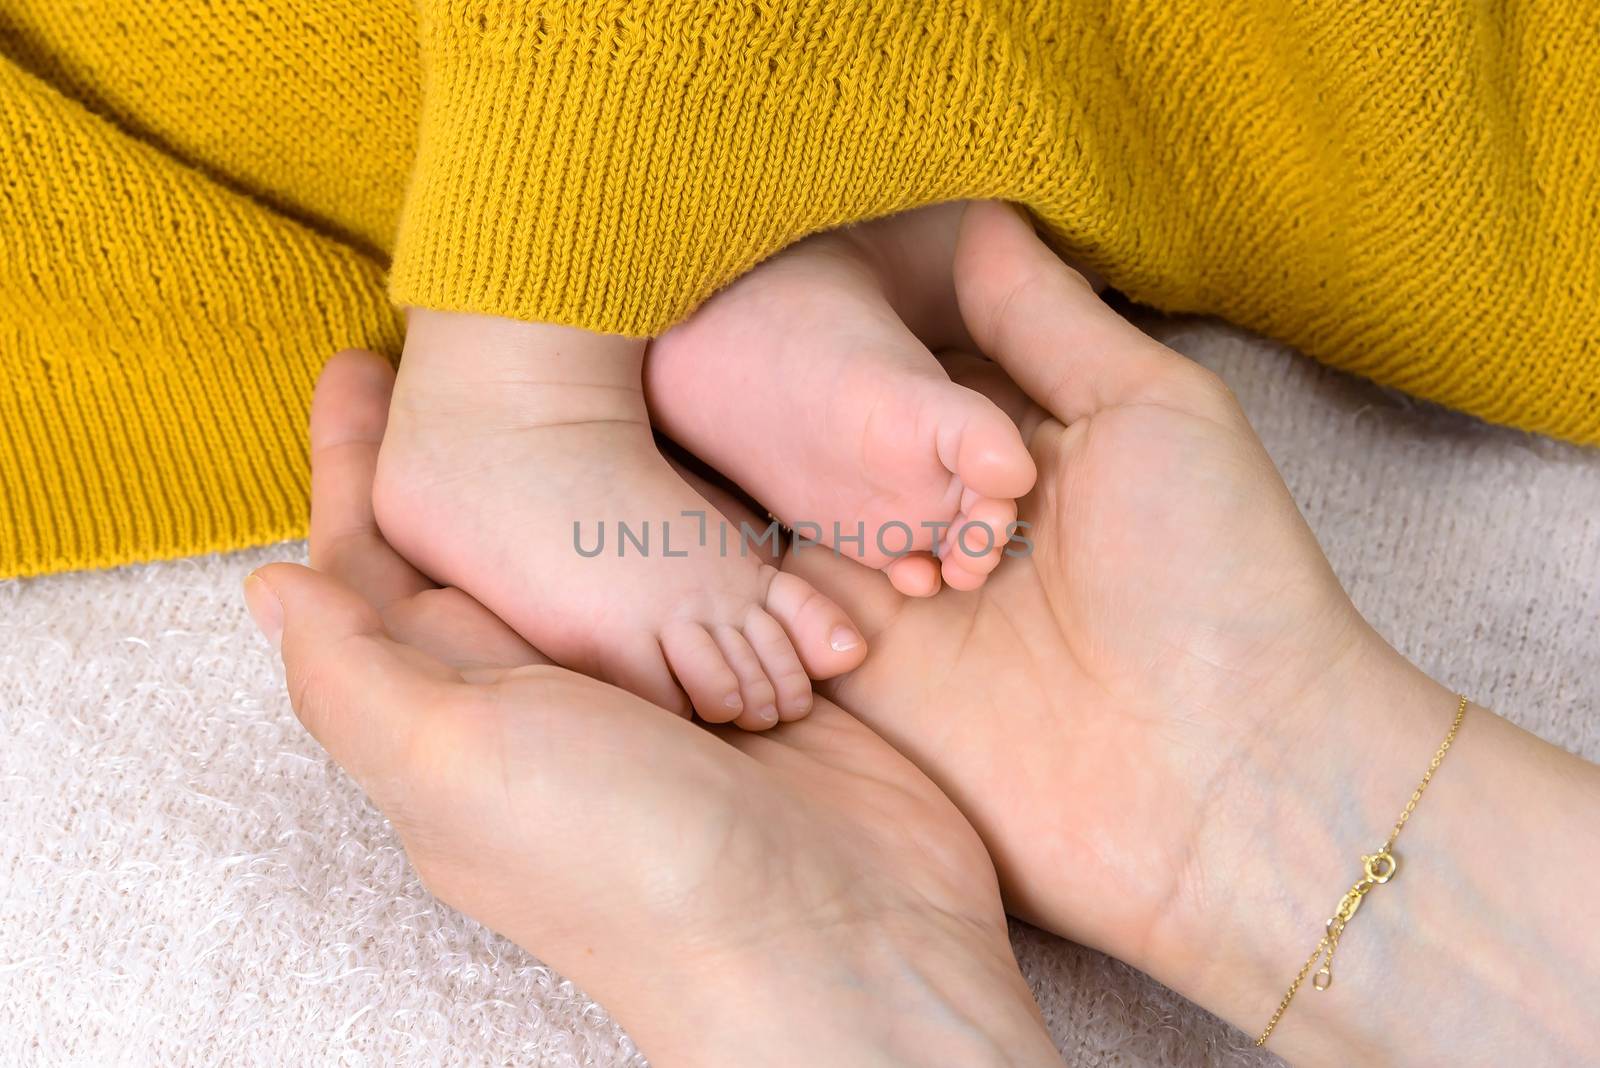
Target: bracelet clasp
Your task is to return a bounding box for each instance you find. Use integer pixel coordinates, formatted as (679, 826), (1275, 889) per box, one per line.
(1363, 850), (1397, 884)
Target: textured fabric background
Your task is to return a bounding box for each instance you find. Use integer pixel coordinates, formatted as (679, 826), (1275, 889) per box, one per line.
(4, 320), (1597, 1066)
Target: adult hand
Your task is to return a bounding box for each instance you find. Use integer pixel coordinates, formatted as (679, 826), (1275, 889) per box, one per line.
(788, 203), (1600, 1064)
(795, 200), (1369, 948)
(244, 350), (1061, 1067)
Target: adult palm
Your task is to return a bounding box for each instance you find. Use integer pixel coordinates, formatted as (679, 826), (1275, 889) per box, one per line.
(251, 348), (1054, 1066)
(795, 203), (1378, 985)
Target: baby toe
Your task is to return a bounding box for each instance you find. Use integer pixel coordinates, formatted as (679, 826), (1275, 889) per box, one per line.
(940, 494), (1017, 589)
(742, 608), (814, 721)
(660, 623), (745, 724)
(885, 552), (943, 598)
(941, 554), (994, 592)
(711, 624), (781, 730)
(940, 387), (1038, 501)
(761, 567), (868, 679)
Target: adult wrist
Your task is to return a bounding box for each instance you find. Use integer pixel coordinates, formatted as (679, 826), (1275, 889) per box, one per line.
(1172, 638), (1459, 1059)
(1143, 631), (1600, 1063)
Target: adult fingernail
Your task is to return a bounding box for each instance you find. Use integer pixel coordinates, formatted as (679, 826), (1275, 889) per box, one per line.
(829, 626), (862, 653)
(243, 573), (284, 650)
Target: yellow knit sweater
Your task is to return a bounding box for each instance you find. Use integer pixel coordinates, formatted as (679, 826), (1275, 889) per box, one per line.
(1, 2), (1595, 579)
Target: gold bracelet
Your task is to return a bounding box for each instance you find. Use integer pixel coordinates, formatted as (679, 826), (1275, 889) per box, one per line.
(1255, 693), (1470, 1048)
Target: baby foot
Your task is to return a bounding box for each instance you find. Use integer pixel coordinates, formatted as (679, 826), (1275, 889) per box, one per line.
(372, 310), (866, 730)
(646, 212), (1036, 596)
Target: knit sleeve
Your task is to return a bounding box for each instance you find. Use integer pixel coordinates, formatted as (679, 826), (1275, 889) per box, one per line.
(386, 0), (1057, 337)
(387, 1), (1600, 446)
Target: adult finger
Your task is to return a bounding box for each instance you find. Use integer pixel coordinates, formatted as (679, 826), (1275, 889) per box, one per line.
(954, 202), (1221, 426)
(309, 349), (433, 608)
(380, 586), (550, 679)
(245, 562), (456, 795)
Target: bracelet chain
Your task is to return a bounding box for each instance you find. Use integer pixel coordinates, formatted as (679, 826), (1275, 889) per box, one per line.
(1254, 693), (1469, 1048)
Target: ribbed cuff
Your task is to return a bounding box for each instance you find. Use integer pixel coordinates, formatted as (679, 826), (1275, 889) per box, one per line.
(0, 57), (406, 579)
(388, 2), (1048, 336)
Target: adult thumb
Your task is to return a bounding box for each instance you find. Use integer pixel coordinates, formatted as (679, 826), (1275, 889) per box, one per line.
(245, 562), (448, 797)
(955, 202), (1215, 426)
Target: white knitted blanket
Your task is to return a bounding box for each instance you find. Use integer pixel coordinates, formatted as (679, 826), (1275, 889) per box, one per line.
(5, 319), (1598, 1066)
